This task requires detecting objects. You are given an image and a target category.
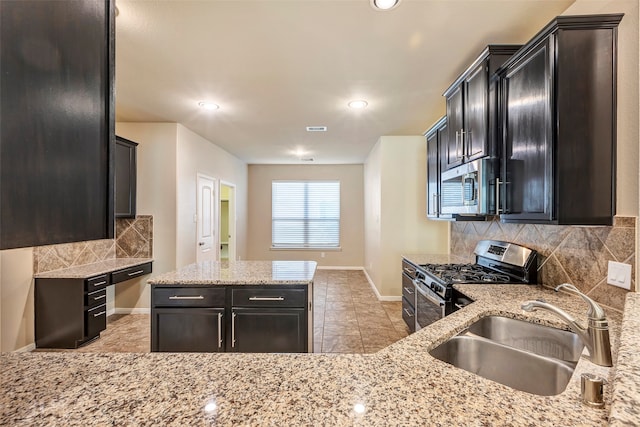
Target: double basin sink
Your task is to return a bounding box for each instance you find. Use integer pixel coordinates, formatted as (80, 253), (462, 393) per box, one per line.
(429, 316), (584, 396)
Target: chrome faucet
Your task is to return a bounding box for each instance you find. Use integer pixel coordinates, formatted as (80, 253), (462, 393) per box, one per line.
(521, 283), (612, 367)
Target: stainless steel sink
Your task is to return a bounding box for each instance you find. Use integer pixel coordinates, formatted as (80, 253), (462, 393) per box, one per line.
(465, 315), (584, 363)
(429, 316), (585, 396)
(430, 335), (577, 396)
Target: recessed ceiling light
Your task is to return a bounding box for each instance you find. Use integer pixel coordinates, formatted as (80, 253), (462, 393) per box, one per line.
(370, 0), (401, 11)
(348, 100), (368, 109)
(198, 101), (219, 111)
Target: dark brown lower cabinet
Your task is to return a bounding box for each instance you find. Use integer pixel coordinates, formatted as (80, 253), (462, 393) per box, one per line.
(35, 274), (109, 348)
(35, 262), (152, 349)
(231, 308), (306, 353)
(150, 285), (309, 353)
(153, 308), (224, 352)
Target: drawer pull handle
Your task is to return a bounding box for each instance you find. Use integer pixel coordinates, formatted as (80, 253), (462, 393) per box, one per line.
(169, 295), (205, 300)
(403, 286), (414, 295)
(403, 308), (414, 317)
(231, 312), (236, 348)
(127, 270), (145, 276)
(94, 295), (106, 301)
(248, 296), (285, 301)
(403, 267), (415, 275)
(218, 312), (223, 349)
(93, 281), (107, 287)
(93, 311), (106, 317)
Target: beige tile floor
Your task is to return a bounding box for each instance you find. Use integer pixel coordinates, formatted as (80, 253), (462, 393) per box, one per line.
(37, 269), (409, 354)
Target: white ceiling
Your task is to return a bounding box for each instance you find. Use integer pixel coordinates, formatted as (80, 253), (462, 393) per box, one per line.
(115, 0), (574, 164)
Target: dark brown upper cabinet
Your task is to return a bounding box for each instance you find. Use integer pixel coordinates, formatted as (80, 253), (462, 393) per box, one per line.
(115, 136), (138, 218)
(498, 14), (623, 225)
(0, 0), (115, 249)
(425, 117), (447, 218)
(443, 45), (521, 170)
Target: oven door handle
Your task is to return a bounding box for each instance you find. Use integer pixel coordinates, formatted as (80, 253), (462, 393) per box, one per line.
(413, 280), (445, 307)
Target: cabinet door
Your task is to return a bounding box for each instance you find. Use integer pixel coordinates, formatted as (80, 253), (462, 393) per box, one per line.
(231, 308), (306, 353)
(426, 131), (439, 217)
(152, 308), (225, 352)
(464, 62), (488, 161)
(501, 40), (553, 222)
(0, 0), (114, 249)
(115, 137), (138, 218)
(445, 86), (464, 170)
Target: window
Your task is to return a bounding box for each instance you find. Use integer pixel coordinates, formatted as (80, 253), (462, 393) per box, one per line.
(272, 181), (340, 249)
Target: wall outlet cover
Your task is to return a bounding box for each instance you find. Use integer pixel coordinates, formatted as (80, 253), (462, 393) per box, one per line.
(607, 260), (632, 290)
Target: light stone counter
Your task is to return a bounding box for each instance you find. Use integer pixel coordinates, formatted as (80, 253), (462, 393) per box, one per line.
(147, 260), (317, 286)
(33, 258), (153, 279)
(3, 264), (638, 425)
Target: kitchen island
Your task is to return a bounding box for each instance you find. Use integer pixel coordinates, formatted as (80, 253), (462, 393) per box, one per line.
(2, 265), (639, 425)
(148, 260), (316, 353)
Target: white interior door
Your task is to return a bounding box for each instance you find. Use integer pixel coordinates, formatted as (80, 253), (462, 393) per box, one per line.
(197, 173), (217, 263)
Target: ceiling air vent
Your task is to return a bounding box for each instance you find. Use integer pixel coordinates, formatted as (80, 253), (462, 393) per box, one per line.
(306, 126), (327, 132)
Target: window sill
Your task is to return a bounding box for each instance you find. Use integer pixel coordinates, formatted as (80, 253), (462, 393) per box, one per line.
(270, 247), (342, 252)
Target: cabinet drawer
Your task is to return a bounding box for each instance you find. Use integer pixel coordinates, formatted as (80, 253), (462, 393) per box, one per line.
(401, 259), (418, 279)
(402, 297), (415, 333)
(153, 287), (225, 308)
(401, 273), (415, 305)
(85, 288), (107, 309)
(85, 303), (107, 339)
(231, 288), (306, 308)
(85, 274), (109, 292)
(112, 262), (152, 284)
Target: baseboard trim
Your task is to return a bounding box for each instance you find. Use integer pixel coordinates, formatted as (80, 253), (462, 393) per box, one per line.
(14, 343), (36, 353)
(361, 268), (402, 302)
(107, 307), (116, 317)
(113, 308), (150, 315)
(316, 266), (363, 270)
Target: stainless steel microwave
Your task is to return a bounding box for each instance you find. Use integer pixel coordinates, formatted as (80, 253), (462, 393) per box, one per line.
(439, 159), (496, 216)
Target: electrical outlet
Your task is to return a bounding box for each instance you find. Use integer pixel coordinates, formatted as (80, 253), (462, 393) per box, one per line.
(321, 252), (325, 258)
(607, 260), (632, 290)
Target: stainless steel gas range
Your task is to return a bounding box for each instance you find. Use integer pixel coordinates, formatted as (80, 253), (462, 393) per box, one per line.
(402, 240), (537, 332)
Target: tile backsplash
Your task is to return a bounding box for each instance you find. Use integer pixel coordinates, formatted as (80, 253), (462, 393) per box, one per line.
(115, 215), (153, 258)
(33, 215), (153, 274)
(451, 216), (636, 312)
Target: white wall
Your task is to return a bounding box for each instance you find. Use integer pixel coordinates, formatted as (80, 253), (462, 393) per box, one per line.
(175, 124), (248, 267)
(364, 136), (450, 297)
(0, 248), (34, 351)
(363, 142), (383, 289)
(114, 123), (179, 310)
(115, 123), (248, 309)
(247, 164), (364, 266)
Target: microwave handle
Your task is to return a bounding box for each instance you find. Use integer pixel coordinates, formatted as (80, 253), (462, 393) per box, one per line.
(496, 177), (502, 214)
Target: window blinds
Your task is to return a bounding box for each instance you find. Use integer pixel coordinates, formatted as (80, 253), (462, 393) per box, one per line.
(272, 181), (340, 248)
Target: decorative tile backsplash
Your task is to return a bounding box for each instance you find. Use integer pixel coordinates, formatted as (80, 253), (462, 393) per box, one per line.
(451, 216), (636, 312)
(33, 215), (153, 274)
(115, 215), (153, 258)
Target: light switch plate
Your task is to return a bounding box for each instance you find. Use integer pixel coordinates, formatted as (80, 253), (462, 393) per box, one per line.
(607, 260), (632, 290)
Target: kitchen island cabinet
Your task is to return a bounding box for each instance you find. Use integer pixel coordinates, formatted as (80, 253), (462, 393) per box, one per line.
(149, 260), (316, 353)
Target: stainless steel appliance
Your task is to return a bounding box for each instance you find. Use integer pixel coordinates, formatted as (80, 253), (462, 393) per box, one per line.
(439, 158), (496, 217)
(412, 240), (537, 331)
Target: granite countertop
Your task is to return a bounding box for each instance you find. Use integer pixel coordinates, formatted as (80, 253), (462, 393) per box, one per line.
(4, 258), (639, 425)
(33, 258), (154, 279)
(148, 260), (317, 286)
